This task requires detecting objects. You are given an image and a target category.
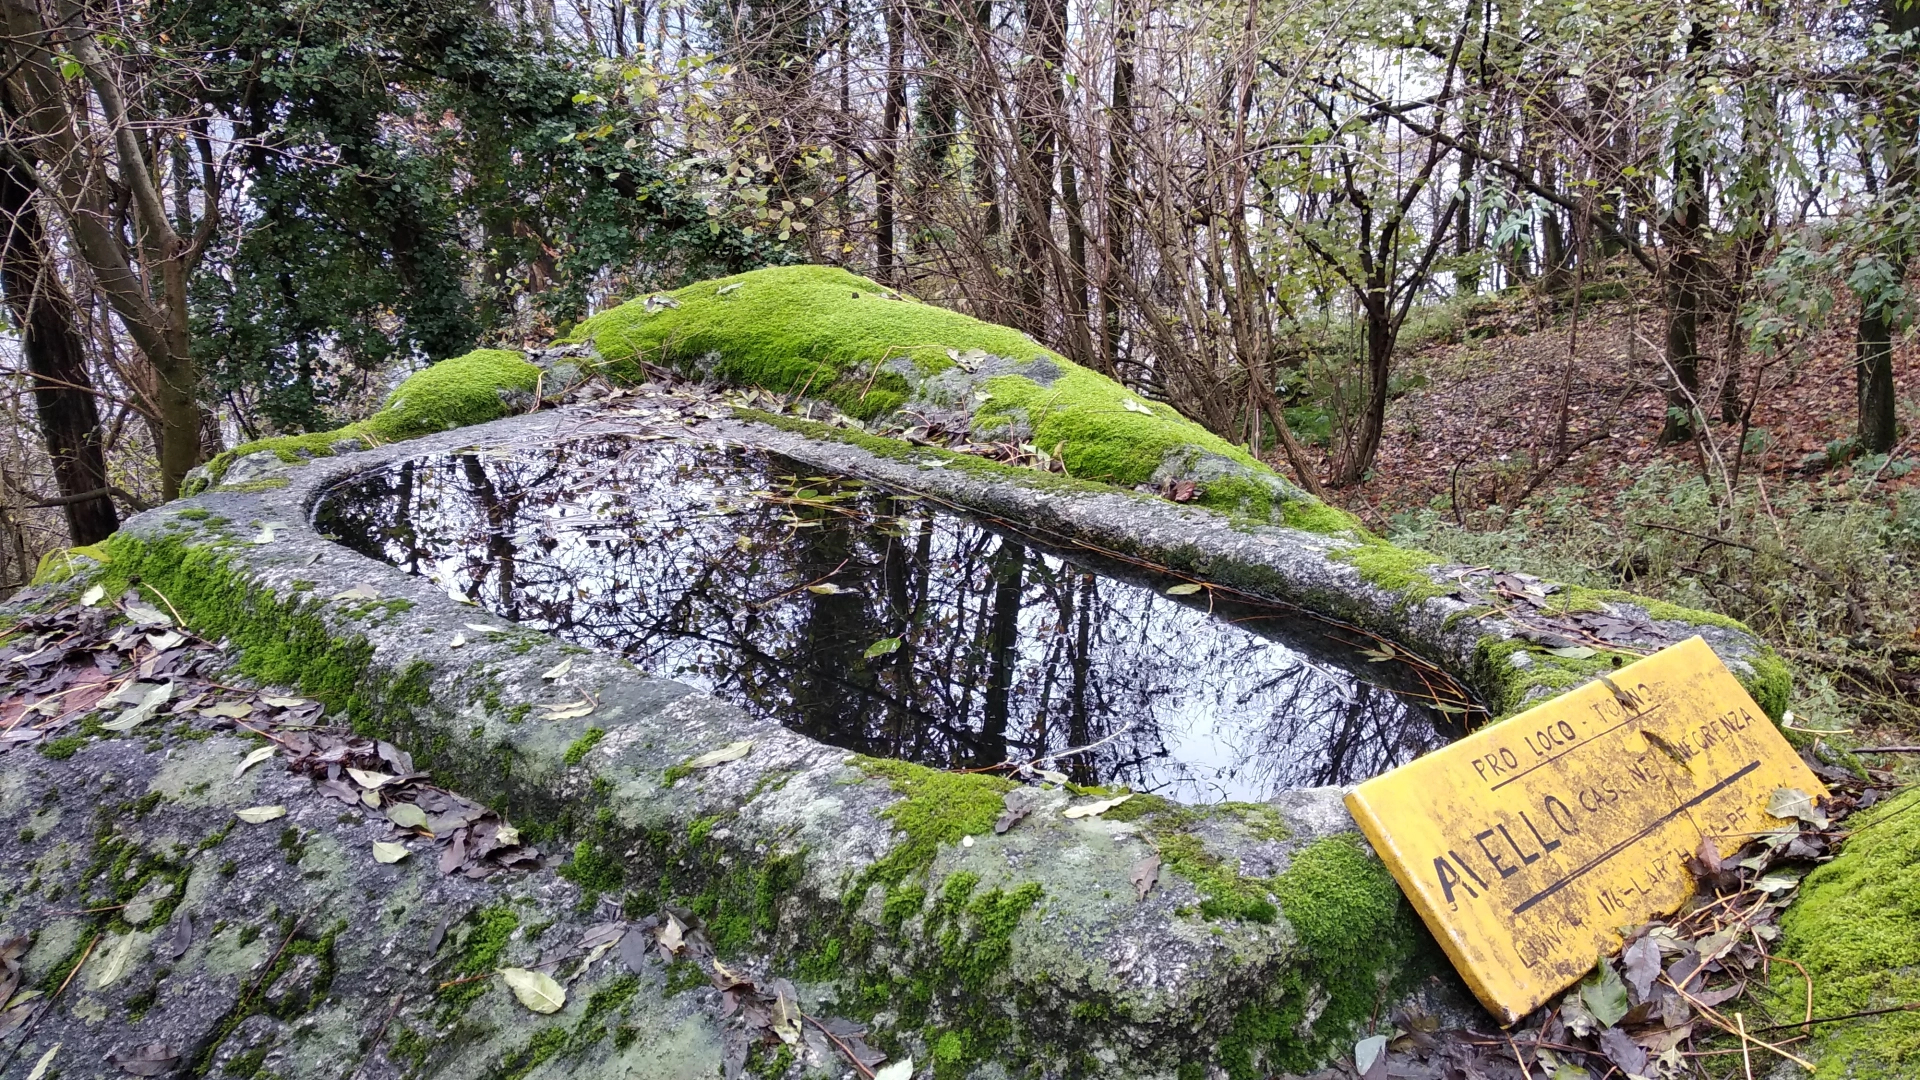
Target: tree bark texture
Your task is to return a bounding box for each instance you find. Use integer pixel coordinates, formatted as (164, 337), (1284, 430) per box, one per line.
(1657, 21), (1712, 447)
(0, 149), (118, 543)
(1854, 0), (1918, 454)
(2, 0), (211, 498)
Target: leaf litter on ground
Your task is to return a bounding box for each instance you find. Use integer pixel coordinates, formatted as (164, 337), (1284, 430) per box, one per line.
(1391, 767), (1889, 1080)
(1, 583), (923, 1079)
(0, 593), (544, 887)
(588, 902), (901, 1080)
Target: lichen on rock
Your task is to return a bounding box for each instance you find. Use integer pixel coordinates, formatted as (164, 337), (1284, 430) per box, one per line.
(0, 726), (724, 1080)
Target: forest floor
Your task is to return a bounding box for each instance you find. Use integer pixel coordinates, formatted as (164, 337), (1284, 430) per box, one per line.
(1324, 293), (1920, 525)
(1280, 291), (1920, 1079)
(1281, 285), (1920, 751)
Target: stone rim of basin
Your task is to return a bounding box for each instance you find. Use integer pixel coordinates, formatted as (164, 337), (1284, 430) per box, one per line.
(11, 352), (1796, 1079)
(308, 429), (1478, 802)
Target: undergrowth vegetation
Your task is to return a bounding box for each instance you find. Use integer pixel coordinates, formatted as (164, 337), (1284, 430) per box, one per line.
(1387, 461), (1920, 731)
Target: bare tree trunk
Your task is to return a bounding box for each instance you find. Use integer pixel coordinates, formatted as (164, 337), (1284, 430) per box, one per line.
(3, 0), (214, 497)
(968, 0), (1001, 240)
(1453, 124), (1479, 293)
(1856, 311), (1898, 453)
(1096, 0), (1136, 377)
(1721, 81), (1776, 427)
(1855, 0), (1918, 454)
(610, 0), (629, 56)
(1006, 0), (1068, 332)
(1251, 373), (1329, 499)
(909, 2), (961, 279)
(1538, 147), (1571, 293)
(1332, 291), (1394, 487)
(1657, 20), (1711, 446)
(1659, 245), (1704, 445)
(0, 151), (118, 543)
(1059, 155), (1092, 363)
(875, 0), (907, 284)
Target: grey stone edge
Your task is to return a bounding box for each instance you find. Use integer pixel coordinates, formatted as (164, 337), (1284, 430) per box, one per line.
(10, 404), (1776, 1078)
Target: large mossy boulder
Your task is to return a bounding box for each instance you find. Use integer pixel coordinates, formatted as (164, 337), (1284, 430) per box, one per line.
(563, 265), (1321, 523)
(88, 262), (1839, 1077)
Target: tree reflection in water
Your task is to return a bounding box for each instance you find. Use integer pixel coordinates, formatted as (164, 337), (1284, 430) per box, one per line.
(315, 436), (1464, 802)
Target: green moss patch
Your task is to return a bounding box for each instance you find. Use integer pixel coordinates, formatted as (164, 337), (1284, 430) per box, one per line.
(572, 265), (1322, 520)
(439, 904), (521, 1008)
(1216, 836), (1433, 1079)
(188, 349), (539, 492)
(1773, 787), (1920, 1079)
(93, 532), (430, 739)
(567, 264), (1035, 409)
(909, 873), (1047, 1079)
(1280, 500), (1367, 535)
(478, 974), (645, 1080)
(851, 756), (1014, 892)
(974, 368), (1279, 516)
(1469, 622), (1789, 724)
(1471, 637), (1633, 719)
(733, 408), (1130, 501)
(1329, 539), (1449, 602)
(563, 727), (607, 765)
(1739, 650), (1793, 720)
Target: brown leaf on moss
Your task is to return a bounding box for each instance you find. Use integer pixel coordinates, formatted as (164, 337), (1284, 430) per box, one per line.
(1130, 855), (1161, 901)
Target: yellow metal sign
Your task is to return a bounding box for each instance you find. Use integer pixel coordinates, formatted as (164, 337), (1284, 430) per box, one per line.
(1346, 636), (1823, 1023)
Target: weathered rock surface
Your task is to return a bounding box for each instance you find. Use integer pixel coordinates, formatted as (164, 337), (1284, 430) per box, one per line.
(0, 729), (736, 1080)
(9, 363), (1823, 1078)
(8, 403), (1484, 1079)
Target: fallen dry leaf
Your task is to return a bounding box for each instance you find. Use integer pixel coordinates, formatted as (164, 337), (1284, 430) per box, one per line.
(233, 745), (275, 779)
(657, 915), (685, 955)
(1130, 854), (1161, 901)
(99, 681), (175, 732)
(107, 1042), (180, 1077)
(1063, 794), (1133, 819)
(123, 602), (171, 627)
(682, 740), (752, 770)
(347, 768), (397, 790)
(499, 967), (566, 1013)
(387, 804), (430, 831)
(91, 932), (140, 989)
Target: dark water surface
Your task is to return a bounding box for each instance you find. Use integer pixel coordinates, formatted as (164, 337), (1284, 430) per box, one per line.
(313, 436), (1467, 801)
